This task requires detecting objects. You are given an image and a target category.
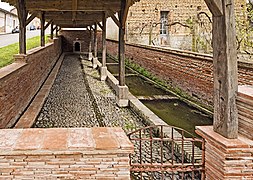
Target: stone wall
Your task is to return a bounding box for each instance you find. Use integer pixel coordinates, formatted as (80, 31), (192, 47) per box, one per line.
(0, 127), (133, 179)
(0, 37), (62, 128)
(60, 30), (91, 53)
(106, 40), (253, 107)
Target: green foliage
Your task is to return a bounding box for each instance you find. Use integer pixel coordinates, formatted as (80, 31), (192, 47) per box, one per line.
(0, 35), (49, 68)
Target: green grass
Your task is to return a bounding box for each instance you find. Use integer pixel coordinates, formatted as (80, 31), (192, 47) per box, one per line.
(0, 35), (50, 68)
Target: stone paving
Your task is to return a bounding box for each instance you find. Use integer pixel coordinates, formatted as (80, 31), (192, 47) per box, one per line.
(34, 54), (145, 133)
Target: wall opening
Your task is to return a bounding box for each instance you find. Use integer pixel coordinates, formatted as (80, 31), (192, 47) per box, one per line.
(74, 42), (80, 52)
(73, 40), (82, 53)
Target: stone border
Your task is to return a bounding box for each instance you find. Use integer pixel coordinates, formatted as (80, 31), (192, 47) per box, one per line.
(14, 53), (65, 128)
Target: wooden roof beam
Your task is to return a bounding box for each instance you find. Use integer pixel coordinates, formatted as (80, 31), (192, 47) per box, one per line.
(72, 0), (78, 21)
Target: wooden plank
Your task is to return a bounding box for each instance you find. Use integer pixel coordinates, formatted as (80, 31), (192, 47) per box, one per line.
(40, 11), (45, 47)
(204, 0), (223, 16)
(102, 11), (107, 67)
(16, 0), (28, 54)
(212, 0), (238, 138)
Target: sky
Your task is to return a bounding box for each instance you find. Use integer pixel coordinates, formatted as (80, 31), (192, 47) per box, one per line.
(0, 0), (14, 11)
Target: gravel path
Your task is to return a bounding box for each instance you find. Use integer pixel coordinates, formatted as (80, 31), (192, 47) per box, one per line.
(34, 54), (145, 133)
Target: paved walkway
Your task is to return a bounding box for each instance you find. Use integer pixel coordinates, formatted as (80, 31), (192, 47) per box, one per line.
(34, 54), (144, 133)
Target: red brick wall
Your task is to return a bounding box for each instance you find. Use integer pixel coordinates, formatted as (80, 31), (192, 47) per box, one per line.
(105, 40), (253, 107)
(60, 30), (91, 53)
(0, 38), (62, 128)
(0, 127), (133, 179)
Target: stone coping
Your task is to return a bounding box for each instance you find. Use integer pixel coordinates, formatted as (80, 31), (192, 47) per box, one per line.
(196, 126), (253, 148)
(0, 127), (133, 155)
(0, 62), (26, 80)
(238, 85), (253, 101)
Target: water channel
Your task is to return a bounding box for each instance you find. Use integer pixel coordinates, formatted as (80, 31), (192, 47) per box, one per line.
(102, 56), (213, 137)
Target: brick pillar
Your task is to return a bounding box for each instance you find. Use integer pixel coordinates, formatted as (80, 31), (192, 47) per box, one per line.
(196, 126), (253, 179)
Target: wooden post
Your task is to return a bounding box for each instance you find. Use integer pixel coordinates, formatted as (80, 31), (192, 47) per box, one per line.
(204, 0), (238, 138)
(100, 12), (108, 80)
(50, 22), (54, 39)
(116, 0), (129, 107)
(118, 0), (126, 86)
(56, 26), (59, 36)
(40, 11), (45, 47)
(102, 12), (107, 67)
(94, 23), (98, 58)
(88, 27), (93, 61)
(16, 0), (28, 54)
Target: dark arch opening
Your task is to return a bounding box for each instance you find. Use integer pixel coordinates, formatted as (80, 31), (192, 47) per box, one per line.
(74, 42), (80, 52)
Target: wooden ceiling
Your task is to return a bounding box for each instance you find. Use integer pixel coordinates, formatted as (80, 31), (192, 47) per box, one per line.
(3, 0), (139, 28)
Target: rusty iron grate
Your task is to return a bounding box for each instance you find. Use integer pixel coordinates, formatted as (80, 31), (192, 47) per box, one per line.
(128, 125), (205, 180)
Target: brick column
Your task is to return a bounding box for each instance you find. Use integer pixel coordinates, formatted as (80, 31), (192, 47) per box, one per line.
(196, 126), (253, 179)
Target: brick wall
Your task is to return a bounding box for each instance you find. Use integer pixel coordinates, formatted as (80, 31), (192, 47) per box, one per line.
(237, 86), (253, 140)
(0, 37), (62, 128)
(106, 40), (253, 107)
(196, 126), (253, 179)
(60, 30), (91, 53)
(0, 127), (133, 179)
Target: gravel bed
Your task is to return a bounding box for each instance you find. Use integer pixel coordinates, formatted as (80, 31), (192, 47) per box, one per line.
(34, 54), (145, 132)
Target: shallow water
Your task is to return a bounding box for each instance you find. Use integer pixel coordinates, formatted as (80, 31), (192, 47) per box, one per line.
(116, 75), (175, 96)
(107, 64), (134, 75)
(141, 99), (213, 137)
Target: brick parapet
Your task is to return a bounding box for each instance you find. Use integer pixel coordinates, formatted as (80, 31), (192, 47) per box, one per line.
(106, 39), (253, 107)
(196, 126), (253, 179)
(0, 127), (133, 179)
(0, 37), (62, 128)
(237, 85), (253, 141)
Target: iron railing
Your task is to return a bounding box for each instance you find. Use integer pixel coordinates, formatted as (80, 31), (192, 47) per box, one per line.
(128, 125), (205, 180)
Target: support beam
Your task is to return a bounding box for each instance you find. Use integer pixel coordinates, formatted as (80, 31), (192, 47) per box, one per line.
(97, 22), (103, 29)
(50, 22), (54, 39)
(116, 0), (129, 107)
(17, 0), (28, 54)
(72, 0), (78, 21)
(26, 12), (37, 26)
(204, 0), (223, 16)
(92, 23), (98, 69)
(44, 19), (53, 30)
(88, 29), (93, 61)
(108, 10), (120, 27)
(212, 0), (238, 139)
(40, 11), (45, 47)
(56, 26), (59, 36)
(100, 11), (107, 81)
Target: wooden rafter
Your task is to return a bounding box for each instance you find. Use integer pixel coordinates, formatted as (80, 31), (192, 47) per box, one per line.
(72, 0), (78, 21)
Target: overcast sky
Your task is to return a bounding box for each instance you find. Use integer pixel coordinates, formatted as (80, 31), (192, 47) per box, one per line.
(0, 0), (14, 11)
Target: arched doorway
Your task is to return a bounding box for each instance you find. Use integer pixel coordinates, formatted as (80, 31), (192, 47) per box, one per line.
(74, 42), (80, 52)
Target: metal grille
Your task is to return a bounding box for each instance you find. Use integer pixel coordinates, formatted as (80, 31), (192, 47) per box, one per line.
(128, 125), (205, 180)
